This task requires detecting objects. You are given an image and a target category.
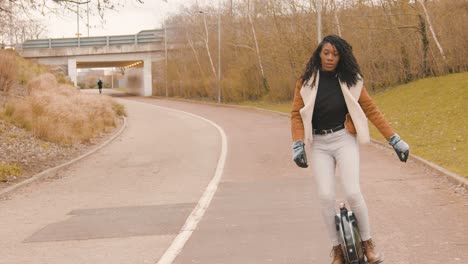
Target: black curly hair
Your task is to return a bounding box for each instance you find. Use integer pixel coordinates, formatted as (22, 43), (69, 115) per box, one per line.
(302, 35), (362, 88)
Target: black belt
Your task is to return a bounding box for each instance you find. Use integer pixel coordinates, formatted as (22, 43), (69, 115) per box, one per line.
(313, 124), (345, 135)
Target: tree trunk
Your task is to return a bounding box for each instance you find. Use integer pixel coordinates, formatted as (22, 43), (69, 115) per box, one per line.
(202, 14), (218, 79)
(247, 9), (269, 92)
(186, 32), (205, 78)
(417, 0), (447, 61)
(418, 14), (430, 77)
(380, 0), (412, 82)
(332, 0), (342, 36)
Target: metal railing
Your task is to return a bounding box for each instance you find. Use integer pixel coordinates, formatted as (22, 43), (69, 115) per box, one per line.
(20, 29), (163, 50)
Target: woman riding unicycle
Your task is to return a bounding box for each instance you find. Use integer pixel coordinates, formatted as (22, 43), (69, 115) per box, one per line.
(290, 35), (410, 264)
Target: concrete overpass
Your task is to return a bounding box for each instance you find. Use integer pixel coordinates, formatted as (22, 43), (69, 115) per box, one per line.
(17, 29), (169, 96)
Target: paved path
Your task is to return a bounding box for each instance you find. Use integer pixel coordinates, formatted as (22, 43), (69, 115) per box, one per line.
(0, 98), (221, 264)
(0, 95), (466, 264)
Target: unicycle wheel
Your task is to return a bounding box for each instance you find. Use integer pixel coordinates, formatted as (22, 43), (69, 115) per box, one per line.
(335, 203), (366, 264)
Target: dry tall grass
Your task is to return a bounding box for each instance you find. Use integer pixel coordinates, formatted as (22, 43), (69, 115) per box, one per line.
(3, 73), (125, 145)
(0, 51), (17, 94)
(0, 50), (69, 92)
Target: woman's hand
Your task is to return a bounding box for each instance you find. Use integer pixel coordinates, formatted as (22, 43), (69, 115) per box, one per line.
(388, 134), (410, 162)
(292, 141), (308, 168)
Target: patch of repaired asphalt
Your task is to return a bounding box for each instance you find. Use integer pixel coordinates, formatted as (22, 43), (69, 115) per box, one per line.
(24, 203), (195, 242)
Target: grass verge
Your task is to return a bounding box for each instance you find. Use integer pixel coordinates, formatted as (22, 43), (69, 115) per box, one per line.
(369, 72), (467, 177)
(238, 101), (291, 113)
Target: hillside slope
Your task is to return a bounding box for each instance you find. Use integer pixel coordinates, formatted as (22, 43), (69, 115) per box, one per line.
(370, 72), (467, 177)
(0, 51), (125, 184)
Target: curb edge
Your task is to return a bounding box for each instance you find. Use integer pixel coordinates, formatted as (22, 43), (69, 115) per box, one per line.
(154, 97), (467, 189)
(0, 116), (128, 198)
(370, 139), (467, 188)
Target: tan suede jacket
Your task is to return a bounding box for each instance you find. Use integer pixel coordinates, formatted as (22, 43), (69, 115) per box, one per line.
(291, 72), (394, 145)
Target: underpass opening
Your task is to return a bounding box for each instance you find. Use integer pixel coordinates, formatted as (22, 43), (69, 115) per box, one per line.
(76, 60), (144, 95)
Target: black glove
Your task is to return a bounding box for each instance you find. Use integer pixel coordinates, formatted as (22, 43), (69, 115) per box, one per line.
(388, 134), (410, 162)
(292, 141), (308, 168)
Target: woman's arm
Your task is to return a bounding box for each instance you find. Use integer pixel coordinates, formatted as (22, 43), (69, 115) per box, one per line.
(358, 86), (394, 140)
(291, 78), (306, 142)
(359, 86), (410, 162)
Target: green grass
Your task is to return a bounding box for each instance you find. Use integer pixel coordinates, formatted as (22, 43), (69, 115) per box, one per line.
(238, 73), (468, 177)
(0, 163), (22, 182)
(238, 101), (292, 113)
(369, 72), (467, 177)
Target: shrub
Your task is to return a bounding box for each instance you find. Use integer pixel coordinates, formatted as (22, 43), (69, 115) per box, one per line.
(0, 163), (21, 182)
(3, 73), (124, 145)
(16, 54), (49, 86)
(54, 72), (73, 85)
(112, 102), (127, 117)
(0, 51), (17, 94)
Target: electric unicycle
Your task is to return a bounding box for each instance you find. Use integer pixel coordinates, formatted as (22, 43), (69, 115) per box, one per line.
(335, 203), (367, 264)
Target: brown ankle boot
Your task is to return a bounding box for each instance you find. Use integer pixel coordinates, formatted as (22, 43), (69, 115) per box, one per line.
(362, 239), (384, 264)
(330, 245), (344, 264)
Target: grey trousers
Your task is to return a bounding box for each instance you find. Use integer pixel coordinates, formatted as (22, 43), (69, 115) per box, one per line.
(310, 129), (371, 246)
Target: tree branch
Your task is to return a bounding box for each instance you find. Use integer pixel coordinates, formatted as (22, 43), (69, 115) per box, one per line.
(52, 0), (91, 4)
(227, 42), (255, 52)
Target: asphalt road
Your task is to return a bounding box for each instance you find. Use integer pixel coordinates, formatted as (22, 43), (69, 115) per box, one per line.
(0, 94), (466, 264)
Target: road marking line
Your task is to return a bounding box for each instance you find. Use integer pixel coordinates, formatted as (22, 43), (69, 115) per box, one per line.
(132, 101), (228, 264)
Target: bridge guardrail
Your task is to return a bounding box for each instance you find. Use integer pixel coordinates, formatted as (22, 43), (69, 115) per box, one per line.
(21, 29), (163, 50)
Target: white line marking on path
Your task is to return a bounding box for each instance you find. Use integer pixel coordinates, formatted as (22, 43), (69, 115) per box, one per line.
(130, 100), (228, 264)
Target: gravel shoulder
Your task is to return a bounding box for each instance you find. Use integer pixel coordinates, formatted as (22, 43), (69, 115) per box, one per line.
(0, 117), (124, 190)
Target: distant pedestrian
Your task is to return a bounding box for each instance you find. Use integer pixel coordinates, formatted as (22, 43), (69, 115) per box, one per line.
(291, 35), (409, 264)
(97, 79), (103, 94)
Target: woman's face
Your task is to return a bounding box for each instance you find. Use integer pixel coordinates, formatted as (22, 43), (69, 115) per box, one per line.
(320, 42), (340, 72)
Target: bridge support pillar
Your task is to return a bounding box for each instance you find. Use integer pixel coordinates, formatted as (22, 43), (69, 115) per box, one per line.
(67, 58), (77, 88)
(143, 58), (152, 96)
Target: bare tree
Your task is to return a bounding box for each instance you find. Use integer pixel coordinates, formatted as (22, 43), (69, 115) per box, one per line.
(160, 0), (465, 102)
(0, 0), (135, 18)
(418, 14), (430, 76)
(201, 14), (218, 79)
(416, 0), (447, 61)
(332, 0), (342, 36)
(247, 0), (269, 92)
(0, 0), (143, 45)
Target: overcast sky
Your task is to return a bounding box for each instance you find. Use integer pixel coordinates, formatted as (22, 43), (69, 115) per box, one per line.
(39, 0), (215, 38)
